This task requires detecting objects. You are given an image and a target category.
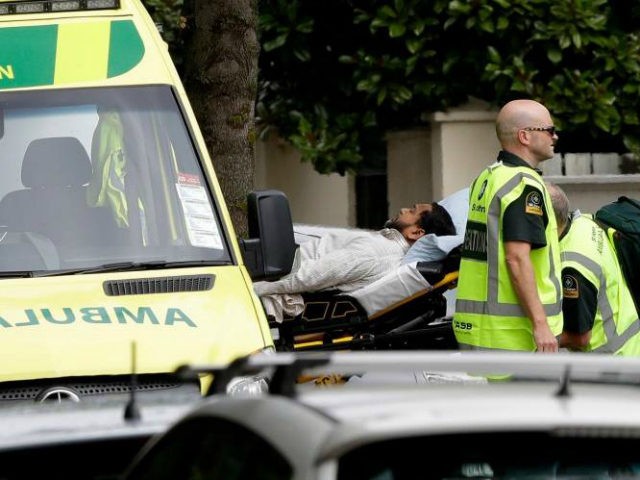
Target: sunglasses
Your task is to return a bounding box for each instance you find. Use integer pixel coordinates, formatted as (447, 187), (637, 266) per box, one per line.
(522, 126), (557, 136)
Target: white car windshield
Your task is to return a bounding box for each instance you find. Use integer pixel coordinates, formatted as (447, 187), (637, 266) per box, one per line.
(0, 85), (231, 273)
(338, 432), (640, 479)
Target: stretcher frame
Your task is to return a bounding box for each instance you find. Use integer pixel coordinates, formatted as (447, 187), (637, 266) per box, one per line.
(269, 266), (459, 352)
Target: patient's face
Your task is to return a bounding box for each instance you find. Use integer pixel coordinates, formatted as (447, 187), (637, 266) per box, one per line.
(384, 203), (433, 241)
(391, 203), (433, 228)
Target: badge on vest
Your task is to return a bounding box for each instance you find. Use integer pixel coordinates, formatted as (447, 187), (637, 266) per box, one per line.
(563, 274), (579, 299)
(525, 191), (543, 216)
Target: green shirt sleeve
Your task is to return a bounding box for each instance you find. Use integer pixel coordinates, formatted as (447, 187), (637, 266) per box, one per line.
(561, 266), (598, 334)
(502, 184), (548, 248)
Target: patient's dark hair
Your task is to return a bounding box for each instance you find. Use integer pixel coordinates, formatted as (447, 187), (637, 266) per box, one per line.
(419, 203), (456, 236)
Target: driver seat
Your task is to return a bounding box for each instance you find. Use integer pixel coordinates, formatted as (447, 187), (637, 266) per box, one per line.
(0, 137), (122, 263)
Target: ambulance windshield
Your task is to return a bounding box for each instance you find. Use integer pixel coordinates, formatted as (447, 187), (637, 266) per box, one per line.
(0, 85), (232, 273)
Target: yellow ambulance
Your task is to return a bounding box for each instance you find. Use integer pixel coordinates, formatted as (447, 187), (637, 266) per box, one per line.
(0, 0), (295, 400)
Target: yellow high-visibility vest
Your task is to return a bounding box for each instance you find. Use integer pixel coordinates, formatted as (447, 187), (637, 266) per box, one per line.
(561, 213), (640, 355)
(454, 162), (563, 351)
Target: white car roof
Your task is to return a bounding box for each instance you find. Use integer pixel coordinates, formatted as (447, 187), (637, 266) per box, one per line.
(307, 381), (640, 460)
(179, 351), (640, 468)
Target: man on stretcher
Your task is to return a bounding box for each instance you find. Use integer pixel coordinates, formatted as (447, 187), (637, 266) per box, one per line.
(254, 189), (469, 322)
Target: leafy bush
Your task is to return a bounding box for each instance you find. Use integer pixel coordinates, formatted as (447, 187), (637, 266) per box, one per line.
(257, 0), (640, 174)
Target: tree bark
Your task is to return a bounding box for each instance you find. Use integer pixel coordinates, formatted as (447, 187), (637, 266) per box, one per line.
(182, 0), (259, 237)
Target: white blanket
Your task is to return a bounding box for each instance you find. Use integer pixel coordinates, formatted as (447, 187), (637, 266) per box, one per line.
(350, 262), (431, 317)
(260, 293), (305, 323)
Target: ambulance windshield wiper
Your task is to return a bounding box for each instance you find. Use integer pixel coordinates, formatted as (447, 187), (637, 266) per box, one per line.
(0, 270), (36, 278)
(32, 260), (229, 277)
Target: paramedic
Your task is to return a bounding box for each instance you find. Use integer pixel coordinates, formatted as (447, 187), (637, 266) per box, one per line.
(454, 99), (563, 353)
(548, 182), (640, 355)
(254, 203), (456, 321)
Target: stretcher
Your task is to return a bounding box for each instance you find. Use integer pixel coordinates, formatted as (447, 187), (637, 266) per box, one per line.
(268, 225), (460, 352)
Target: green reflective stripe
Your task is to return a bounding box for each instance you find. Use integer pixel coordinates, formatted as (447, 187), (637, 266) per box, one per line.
(55, 22), (110, 84)
(108, 20), (144, 78)
(0, 25), (56, 88)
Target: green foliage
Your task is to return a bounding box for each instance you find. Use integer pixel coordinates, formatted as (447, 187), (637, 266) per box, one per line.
(257, 0), (640, 174)
(464, 0), (640, 151)
(141, 0), (185, 64)
(145, 0), (640, 173)
(255, 0), (376, 173)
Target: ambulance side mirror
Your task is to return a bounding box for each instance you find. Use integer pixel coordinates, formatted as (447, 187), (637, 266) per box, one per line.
(240, 189), (296, 280)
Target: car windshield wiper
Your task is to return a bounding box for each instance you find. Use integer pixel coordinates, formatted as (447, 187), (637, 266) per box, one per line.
(32, 260), (230, 277)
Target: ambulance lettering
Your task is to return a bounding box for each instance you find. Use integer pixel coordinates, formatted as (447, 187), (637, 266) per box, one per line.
(0, 65), (14, 80)
(1, 307), (197, 328)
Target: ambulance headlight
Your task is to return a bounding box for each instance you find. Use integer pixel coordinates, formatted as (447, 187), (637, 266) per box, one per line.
(225, 347), (275, 396)
(226, 375), (269, 397)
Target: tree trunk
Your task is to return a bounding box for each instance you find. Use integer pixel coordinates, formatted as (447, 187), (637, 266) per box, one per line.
(182, 0), (258, 237)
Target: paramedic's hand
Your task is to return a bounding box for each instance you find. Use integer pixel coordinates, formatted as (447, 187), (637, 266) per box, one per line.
(533, 321), (559, 353)
(504, 240), (559, 353)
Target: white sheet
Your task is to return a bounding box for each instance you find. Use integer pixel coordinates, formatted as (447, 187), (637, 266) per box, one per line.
(349, 262), (431, 317)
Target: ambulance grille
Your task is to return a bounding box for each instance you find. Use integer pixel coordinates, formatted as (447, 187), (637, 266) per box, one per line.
(0, 374), (197, 403)
(103, 274), (215, 296)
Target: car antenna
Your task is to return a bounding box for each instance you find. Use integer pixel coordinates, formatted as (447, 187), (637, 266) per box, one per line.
(124, 341), (141, 422)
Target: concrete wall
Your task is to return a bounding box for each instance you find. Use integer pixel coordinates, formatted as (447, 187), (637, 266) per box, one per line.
(386, 129), (432, 218)
(254, 135), (355, 226)
(428, 105), (500, 201)
(386, 100), (499, 218)
(541, 152), (640, 212)
(545, 175), (640, 213)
